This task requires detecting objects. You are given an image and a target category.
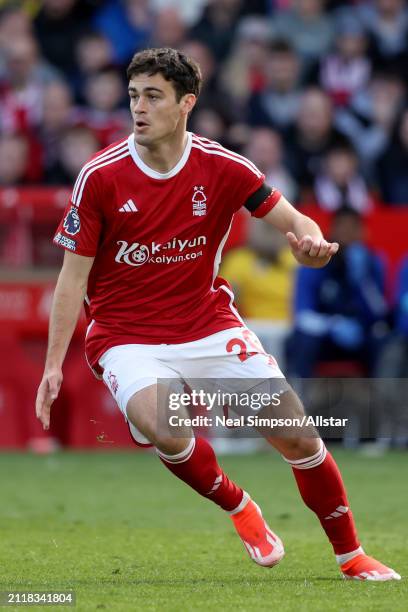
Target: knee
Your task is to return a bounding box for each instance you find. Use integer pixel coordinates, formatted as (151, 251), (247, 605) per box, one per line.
(154, 433), (192, 455)
(278, 437), (322, 461)
(126, 389), (192, 455)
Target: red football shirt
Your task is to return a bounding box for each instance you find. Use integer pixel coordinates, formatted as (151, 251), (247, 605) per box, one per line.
(54, 133), (281, 374)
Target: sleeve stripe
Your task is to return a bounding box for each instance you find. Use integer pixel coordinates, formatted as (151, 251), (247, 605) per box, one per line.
(73, 150), (130, 207)
(192, 135), (262, 177)
(72, 141), (128, 204)
(191, 143), (262, 178)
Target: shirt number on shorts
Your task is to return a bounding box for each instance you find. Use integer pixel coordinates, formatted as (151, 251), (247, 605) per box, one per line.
(226, 329), (276, 366)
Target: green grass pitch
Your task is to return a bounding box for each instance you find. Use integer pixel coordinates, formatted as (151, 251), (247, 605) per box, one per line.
(0, 448), (406, 611)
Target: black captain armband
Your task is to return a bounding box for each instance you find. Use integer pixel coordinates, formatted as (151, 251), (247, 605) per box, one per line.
(244, 183), (282, 218)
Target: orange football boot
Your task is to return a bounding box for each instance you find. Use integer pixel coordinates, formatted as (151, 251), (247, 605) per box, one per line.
(341, 553), (401, 581)
(230, 492), (284, 567)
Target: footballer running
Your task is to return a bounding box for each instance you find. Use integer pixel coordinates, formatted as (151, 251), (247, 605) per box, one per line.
(36, 48), (400, 581)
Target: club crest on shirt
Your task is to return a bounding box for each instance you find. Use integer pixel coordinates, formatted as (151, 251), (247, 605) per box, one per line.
(192, 186), (207, 217)
(63, 206), (81, 235)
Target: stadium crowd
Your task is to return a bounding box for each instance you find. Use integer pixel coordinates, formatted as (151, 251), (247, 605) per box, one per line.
(0, 0), (408, 448)
(0, 0), (408, 208)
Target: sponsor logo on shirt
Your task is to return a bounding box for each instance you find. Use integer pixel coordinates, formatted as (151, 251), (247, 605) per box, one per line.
(115, 236), (207, 267)
(63, 206), (81, 235)
(54, 232), (77, 251)
(192, 186), (207, 217)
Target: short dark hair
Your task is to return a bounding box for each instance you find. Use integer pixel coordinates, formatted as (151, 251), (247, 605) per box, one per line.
(126, 47), (202, 101)
(333, 206), (362, 223)
(327, 134), (356, 157)
(268, 38), (295, 55)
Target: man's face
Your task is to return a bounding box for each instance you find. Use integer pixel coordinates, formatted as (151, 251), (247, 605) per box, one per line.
(128, 72), (192, 146)
(331, 214), (363, 247)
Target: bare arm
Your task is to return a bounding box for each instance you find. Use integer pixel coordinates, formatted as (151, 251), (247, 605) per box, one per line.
(36, 251), (94, 429)
(263, 195), (339, 268)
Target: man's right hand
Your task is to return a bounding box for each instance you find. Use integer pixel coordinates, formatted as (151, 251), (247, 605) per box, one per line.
(34, 252), (94, 430)
(35, 369), (63, 430)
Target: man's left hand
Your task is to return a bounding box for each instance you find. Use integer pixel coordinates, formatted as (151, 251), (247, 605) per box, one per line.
(286, 232), (339, 268)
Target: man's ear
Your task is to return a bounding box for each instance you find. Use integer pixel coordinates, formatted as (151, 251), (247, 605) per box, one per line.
(180, 93), (196, 116)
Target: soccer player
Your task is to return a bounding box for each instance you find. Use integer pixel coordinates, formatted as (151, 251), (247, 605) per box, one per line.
(36, 48), (399, 581)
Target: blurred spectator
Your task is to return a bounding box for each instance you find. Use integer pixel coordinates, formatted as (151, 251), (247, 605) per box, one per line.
(189, 0), (243, 62)
(34, 0), (96, 79)
(181, 40), (239, 129)
(45, 125), (99, 185)
(272, 0), (335, 78)
(337, 71), (405, 178)
(150, 0), (207, 26)
(151, 6), (187, 49)
(318, 13), (371, 106)
(93, 0), (153, 65)
(221, 16), (272, 108)
(239, 0), (270, 16)
(38, 81), (76, 174)
(285, 87), (346, 200)
(247, 39), (301, 133)
(75, 30), (114, 75)
(0, 5), (32, 59)
(84, 68), (126, 113)
(221, 220), (296, 321)
(287, 207), (388, 377)
(191, 108), (227, 144)
(373, 257), (408, 447)
(396, 258), (408, 338)
(0, 34), (60, 134)
(244, 127), (298, 202)
(0, 32), (62, 182)
(375, 109), (408, 205)
(357, 0), (408, 79)
(180, 40), (214, 87)
(0, 0), (407, 207)
(78, 67), (130, 148)
(314, 137), (373, 213)
(74, 30), (115, 99)
(376, 257), (408, 371)
(0, 132), (29, 185)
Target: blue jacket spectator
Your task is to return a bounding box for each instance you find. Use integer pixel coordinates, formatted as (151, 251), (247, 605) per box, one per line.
(396, 257), (408, 337)
(93, 0), (153, 65)
(287, 207), (388, 377)
(372, 257), (408, 446)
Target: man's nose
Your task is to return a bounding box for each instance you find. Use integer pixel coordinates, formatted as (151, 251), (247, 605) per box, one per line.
(134, 97), (147, 112)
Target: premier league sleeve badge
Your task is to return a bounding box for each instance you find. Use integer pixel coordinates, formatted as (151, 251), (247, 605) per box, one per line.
(63, 206), (81, 236)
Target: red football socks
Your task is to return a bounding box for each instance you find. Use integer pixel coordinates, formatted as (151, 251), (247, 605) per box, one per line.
(158, 436), (360, 555)
(284, 440), (360, 555)
(157, 437), (244, 511)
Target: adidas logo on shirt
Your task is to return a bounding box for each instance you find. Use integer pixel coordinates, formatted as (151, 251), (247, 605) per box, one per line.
(119, 199), (138, 212)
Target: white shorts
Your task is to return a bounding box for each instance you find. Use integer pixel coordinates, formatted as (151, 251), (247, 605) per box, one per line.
(99, 326), (286, 444)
